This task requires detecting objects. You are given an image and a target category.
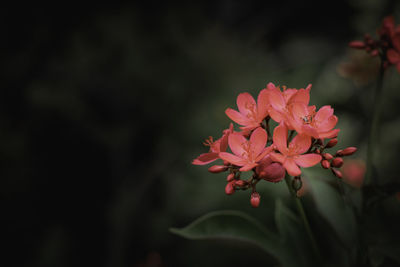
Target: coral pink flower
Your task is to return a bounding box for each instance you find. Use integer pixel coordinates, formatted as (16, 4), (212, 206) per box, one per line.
(219, 127), (273, 171)
(225, 90), (269, 131)
(266, 82), (311, 126)
(192, 123), (233, 165)
(287, 103), (340, 139)
(270, 123), (322, 177)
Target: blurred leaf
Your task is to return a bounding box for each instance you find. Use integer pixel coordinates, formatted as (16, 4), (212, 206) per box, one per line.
(170, 210), (279, 255)
(274, 199), (314, 267)
(307, 174), (357, 249)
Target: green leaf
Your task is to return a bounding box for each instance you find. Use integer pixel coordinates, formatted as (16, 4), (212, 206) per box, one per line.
(307, 173), (357, 249)
(170, 210), (280, 258)
(274, 199), (314, 267)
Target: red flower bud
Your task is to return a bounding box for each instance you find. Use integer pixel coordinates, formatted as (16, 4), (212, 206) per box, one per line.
(255, 155), (285, 182)
(208, 165), (228, 173)
(235, 180), (246, 187)
(321, 160), (331, 169)
(315, 148), (321, 154)
(250, 192), (260, 208)
(331, 168), (343, 179)
(226, 173), (235, 182)
(335, 150), (343, 157)
(326, 138), (338, 148)
(322, 153), (333, 160)
(337, 147), (357, 156)
(225, 181), (235, 195)
(370, 49), (379, 57)
(331, 157), (344, 168)
(349, 41), (366, 49)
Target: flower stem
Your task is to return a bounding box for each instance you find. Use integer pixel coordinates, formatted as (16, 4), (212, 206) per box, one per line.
(284, 174), (321, 261)
(365, 59), (385, 186)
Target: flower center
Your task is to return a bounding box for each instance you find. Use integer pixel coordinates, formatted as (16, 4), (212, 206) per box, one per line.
(241, 141), (255, 162)
(244, 102), (258, 120)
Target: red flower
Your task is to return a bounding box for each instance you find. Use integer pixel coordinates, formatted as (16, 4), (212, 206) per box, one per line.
(192, 123), (233, 165)
(225, 90), (269, 131)
(266, 82), (311, 126)
(219, 127), (273, 171)
(287, 103), (339, 140)
(270, 123), (322, 177)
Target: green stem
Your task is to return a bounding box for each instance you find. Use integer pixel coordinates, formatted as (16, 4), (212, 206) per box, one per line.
(365, 59), (385, 186)
(284, 174), (321, 261)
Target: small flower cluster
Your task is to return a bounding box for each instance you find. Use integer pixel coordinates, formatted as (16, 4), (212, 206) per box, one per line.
(193, 83), (356, 207)
(349, 16), (400, 72)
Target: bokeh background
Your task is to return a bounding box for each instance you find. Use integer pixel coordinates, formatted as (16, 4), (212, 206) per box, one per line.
(2, 1), (400, 266)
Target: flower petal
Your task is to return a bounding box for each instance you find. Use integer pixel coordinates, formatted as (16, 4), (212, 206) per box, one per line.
(219, 152), (247, 166)
(225, 108), (251, 126)
(270, 152), (286, 164)
(256, 145), (274, 162)
(318, 115), (338, 132)
(239, 163), (258, 172)
(268, 88), (286, 111)
(318, 129), (340, 139)
(192, 152), (219, 165)
(289, 86), (311, 105)
(237, 92), (257, 117)
(314, 105), (334, 123)
(290, 134), (311, 155)
(294, 154), (322, 167)
(257, 89), (269, 121)
(250, 127), (268, 157)
(273, 123), (288, 154)
(228, 133), (248, 157)
(283, 158), (301, 177)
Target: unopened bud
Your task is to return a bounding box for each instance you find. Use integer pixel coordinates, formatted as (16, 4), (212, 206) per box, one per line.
(321, 160), (331, 169)
(335, 150), (343, 157)
(292, 177), (303, 192)
(315, 148), (321, 154)
(225, 181), (235, 195)
(235, 180), (246, 187)
(255, 155), (285, 183)
(223, 160), (230, 166)
(338, 147), (357, 156)
(326, 138), (338, 148)
(331, 168), (343, 179)
(370, 49), (379, 57)
(226, 173), (235, 182)
(349, 41), (366, 49)
(322, 153), (333, 160)
(208, 165), (228, 173)
(250, 192), (260, 208)
(331, 157), (344, 168)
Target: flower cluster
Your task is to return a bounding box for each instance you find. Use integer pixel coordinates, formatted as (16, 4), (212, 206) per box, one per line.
(349, 16), (400, 72)
(193, 83), (356, 207)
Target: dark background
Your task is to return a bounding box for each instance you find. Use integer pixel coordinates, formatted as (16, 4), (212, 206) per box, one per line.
(2, 1), (400, 267)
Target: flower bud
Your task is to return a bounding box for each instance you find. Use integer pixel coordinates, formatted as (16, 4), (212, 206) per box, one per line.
(255, 155), (285, 183)
(331, 168), (343, 179)
(250, 192), (260, 208)
(326, 138), (338, 148)
(349, 41), (366, 49)
(235, 180), (246, 187)
(370, 49), (379, 57)
(321, 160), (331, 169)
(331, 157), (344, 168)
(322, 153), (333, 160)
(208, 165), (228, 173)
(225, 181), (235, 195)
(338, 147), (357, 156)
(315, 148), (321, 154)
(226, 173), (235, 182)
(291, 177), (303, 192)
